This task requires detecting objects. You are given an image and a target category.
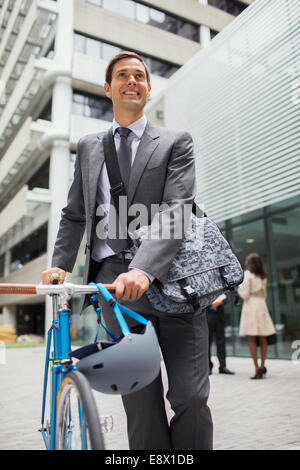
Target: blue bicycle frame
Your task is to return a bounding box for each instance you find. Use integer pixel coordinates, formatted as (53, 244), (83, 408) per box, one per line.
(40, 295), (77, 450)
(39, 282), (148, 450)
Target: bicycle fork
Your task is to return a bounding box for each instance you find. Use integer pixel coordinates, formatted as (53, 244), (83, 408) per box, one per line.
(40, 295), (75, 450)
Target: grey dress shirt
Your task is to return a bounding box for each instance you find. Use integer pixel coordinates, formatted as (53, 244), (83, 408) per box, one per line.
(91, 115), (154, 282)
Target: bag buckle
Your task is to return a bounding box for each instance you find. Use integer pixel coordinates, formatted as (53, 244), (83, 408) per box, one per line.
(181, 284), (200, 310)
(110, 182), (124, 195)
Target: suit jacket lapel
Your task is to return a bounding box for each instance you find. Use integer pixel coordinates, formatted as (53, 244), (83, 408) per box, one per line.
(128, 121), (160, 206)
(89, 133), (106, 214)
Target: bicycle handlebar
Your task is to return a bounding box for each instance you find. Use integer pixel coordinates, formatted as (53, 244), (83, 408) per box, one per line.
(0, 282), (115, 296)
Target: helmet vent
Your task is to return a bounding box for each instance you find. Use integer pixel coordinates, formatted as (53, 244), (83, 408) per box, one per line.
(93, 362), (104, 369)
(130, 382), (138, 390)
(111, 384), (118, 391)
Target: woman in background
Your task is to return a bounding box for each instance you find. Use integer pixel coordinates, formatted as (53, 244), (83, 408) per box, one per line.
(238, 253), (276, 379)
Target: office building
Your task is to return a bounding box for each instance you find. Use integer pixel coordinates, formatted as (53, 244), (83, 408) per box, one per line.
(148, 0), (300, 358)
(0, 0), (253, 343)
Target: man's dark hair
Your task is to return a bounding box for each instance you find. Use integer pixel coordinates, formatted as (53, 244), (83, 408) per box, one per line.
(105, 51), (151, 85)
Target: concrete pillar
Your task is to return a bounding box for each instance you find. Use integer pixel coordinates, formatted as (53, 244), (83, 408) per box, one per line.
(198, 0), (211, 48)
(4, 249), (11, 277)
(2, 305), (16, 329)
(45, 0), (74, 333)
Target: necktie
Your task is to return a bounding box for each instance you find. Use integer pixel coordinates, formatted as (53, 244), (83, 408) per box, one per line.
(106, 127), (132, 253)
(116, 127), (132, 192)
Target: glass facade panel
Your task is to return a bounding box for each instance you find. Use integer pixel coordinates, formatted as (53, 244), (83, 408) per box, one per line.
(72, 90), (113, 122)
(27, 158), (50, 190)
(74, 33), (179, 78)
(135, 3), (149, 23)
(85, 36), (102, 58)
(102, 42), (122, 61)
(268, 206), (300, 359)
(10, 224), (48, 272)
(270, 195), (300, 213)
(211, 197), (300, 360)
(226, 219), (271, 357)
(0, 254), (4, 278)
(227, 209), (263, 227)
(74, 33), (85, 53)
(84, 0), (200, 42)
(208, 0), (247, 16)
(149, 8), (166, 25)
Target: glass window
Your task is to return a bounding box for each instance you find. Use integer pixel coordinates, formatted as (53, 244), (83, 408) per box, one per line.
(102, 42), (122, 61)
(27, 159), (50, 190)
(177, 20), (199, 41)
(208, 0), (247, 17)
(73, 91), (113, 122)
(149, 8), (166, 25)
(72, 92), (85, 116)
(86, 36), (102, 58)
(45, 40), (55, 59)
(73, 92), (85, 104)
(210, 29), (218, 40)
(135, 3), (149, 23)
(38, 98), (52, 121)
(84, 0), (200, 43)
(10, 224), (48, 272)
(0, 253), (5, 278)
(228, 208), (263, 227)
(73, 33), (179, 78)
(269, 195), (300, 213)
(86, 0), (101, 6)
(102, 0), (124, 15)
(118, 0), (135, 19)
(269, 206), (300, 359)
(145, 97), (165, 127)
(74, 33), (85, 53)
(226, 219), (269, 357)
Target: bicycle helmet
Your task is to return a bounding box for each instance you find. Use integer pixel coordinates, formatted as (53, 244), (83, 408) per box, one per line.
(69, 283), (161, 395)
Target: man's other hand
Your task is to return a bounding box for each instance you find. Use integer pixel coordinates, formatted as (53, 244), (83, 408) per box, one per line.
(41, 267), (66, 284)
(212, 299), (223, 308)
(113, 269), (150, 302)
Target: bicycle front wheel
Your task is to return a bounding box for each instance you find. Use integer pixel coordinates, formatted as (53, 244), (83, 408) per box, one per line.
(56, 370), (104, 450)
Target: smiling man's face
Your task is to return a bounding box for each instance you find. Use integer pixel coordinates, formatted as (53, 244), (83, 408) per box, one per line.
(104, 57), (151, 117)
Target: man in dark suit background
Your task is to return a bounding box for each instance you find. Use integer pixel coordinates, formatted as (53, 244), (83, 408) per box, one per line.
(207, 294), (235, 375)
(42, 51), (213, 450)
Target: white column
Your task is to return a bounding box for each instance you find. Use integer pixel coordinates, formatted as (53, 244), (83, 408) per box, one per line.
(2, 305), (17, 329)
(198, 0), (211, 48)
(45, 0), (74, 333)
(4, 249), (11, 277)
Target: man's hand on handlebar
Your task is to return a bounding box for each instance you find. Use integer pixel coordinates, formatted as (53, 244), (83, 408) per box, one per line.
(113, 269), (150, 302)
(42, 268), (66, 285)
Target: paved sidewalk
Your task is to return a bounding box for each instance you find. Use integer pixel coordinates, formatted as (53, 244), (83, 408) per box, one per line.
(0, 347), (300, 450)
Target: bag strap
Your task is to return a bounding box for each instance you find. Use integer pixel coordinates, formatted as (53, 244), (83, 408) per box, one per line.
(89, 282), (148, 341)
(102, 127), (133, 247)
(102, 127), (127, 212)
(192, 202), (206, 218)
(103, 127), (205, 222)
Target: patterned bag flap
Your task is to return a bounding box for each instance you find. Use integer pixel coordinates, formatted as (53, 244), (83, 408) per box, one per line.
(130, 214), (243, 287)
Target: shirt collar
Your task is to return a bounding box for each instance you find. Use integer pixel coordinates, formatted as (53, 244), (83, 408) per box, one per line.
(113, 115), (147, 139)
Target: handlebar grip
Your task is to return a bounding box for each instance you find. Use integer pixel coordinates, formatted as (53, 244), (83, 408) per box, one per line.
(49, 273), (60, 285)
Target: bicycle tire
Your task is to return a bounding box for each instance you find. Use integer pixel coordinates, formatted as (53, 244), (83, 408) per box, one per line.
(56, 370), (105, 450)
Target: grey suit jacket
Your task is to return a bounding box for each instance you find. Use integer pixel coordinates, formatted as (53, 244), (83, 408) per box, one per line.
(52, 121), (196, 288)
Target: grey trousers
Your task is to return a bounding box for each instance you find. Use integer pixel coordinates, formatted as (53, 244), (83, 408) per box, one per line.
(95, 258), (213, 450)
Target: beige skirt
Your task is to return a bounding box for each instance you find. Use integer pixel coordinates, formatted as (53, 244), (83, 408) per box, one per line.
(239, 297), (276, 336)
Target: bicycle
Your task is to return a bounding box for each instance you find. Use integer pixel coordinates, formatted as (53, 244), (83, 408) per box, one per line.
(0, 279), (160, 450)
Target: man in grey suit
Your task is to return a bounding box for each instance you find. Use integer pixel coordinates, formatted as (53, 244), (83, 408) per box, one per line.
(42, 51), (213, 450)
